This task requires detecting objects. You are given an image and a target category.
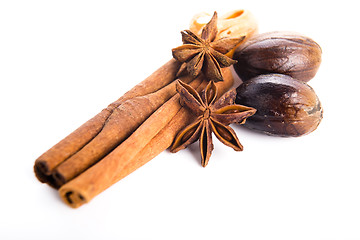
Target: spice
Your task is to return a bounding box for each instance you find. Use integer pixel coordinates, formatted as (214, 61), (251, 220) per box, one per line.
(34, 59), (182, 188)
(171, 80), (256, 167)
(51, 73), (195, 187)
(172, 12), (244, 82)
(189, 9), (258, 57)
(34, 10), (259, 208)
(59, 68), (234, 208)
(233, 31), (322, 82)
(235, 74), (323, 137)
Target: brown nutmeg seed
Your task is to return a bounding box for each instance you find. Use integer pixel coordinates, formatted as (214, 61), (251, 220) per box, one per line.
(233, 31), (322, 82)
(235, 74), (323, 137)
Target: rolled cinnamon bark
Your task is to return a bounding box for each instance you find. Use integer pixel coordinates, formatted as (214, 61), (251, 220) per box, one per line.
(52, 73), (194, 187)
(34, 59), (181, 187)
(59, 68), (234, 208)
(34, 109), (111, 188)
(58, 76), (204, 208)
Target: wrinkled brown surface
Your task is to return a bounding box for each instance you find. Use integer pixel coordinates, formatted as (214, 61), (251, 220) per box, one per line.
(52, 74), (194, 187)
(236, 74), (323, 137)
(233, 31), (322, 82)
(34, 59), (181, 188)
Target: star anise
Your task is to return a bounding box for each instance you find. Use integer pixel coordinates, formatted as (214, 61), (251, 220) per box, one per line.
(172, 12), (245, 82)
(170, 80), (256, 167)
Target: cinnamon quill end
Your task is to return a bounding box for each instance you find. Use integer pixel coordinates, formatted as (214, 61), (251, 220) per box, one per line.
(59, 187), (88, 208)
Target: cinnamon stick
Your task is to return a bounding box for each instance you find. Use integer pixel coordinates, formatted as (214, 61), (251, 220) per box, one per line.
(51, 73), (194, 187)
(58, 68), (234, 208)
(34, 59), (181, 187)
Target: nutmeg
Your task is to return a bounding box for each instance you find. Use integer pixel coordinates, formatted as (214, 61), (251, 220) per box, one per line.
(233, 31), (322, 82)
(235, 74), (323, 137)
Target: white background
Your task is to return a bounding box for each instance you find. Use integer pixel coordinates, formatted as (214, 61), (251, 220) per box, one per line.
(1, 0), (359, 239)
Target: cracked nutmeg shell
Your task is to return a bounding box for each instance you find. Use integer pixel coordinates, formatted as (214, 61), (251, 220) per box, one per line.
(233, 31), (322, 82)
(235, 74), (323, 137)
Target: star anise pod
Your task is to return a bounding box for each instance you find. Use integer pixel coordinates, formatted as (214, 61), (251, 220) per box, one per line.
(172, 12), (245, 82)
(170, 80), (256, 167)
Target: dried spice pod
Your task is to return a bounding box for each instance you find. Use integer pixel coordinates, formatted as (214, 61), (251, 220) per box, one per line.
(189, 9), (258, 57)
(233, 31), (322, 82)
(235, 74), (323, 137)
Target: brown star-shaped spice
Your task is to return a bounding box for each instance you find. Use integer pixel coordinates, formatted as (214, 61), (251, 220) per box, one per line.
(172, 12), (245, 82)
(170, 80), (256, 167)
